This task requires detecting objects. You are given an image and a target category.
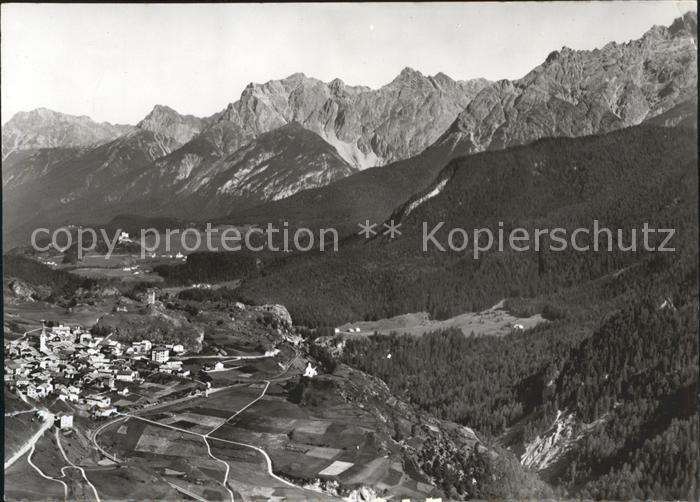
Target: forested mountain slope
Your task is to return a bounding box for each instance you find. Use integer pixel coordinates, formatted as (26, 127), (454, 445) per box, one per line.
(341, 255), (698, 499)
(237, 125), (697, 326)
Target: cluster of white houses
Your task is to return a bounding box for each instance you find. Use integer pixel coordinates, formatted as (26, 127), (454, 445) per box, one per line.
(4, 323), (190, 417)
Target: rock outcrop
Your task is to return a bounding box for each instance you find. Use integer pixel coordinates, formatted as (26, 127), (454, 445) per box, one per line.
(7, 280), (37, 302)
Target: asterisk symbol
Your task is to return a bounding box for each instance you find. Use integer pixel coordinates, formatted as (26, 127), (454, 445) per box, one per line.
(358, 220), (377, 239)
(383, 220), (402, 238)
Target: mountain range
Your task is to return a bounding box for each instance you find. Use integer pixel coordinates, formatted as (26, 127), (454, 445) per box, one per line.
(438, 11), (697, 154)
(2, 11), (697, 247)
(231, 11), (698, 234)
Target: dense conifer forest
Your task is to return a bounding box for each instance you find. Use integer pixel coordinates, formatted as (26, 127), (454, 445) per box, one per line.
(340, 252), (698, 497)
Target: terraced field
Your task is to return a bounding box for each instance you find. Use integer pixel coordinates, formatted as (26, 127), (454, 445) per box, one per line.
(94, 353), (442, 500)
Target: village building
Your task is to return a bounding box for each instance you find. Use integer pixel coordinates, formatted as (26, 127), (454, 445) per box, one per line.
(131, 340), (152, 355)
(50, 324), (72, 338)
(36, 382), (54, 397)
(94, 407), (118, 418)
(39, 331), (50, 354)
(116, 369), (139, 382)
(57, 384), (80, 402)
(25, 385), (39, 399)
(151, 347), (170, 363)
(303, 363), (318, 378)
(85, 394), (111, 408)
(55, 413), (73, 429)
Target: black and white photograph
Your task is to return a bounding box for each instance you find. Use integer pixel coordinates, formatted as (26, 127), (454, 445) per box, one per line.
(1, 2), (698, 500)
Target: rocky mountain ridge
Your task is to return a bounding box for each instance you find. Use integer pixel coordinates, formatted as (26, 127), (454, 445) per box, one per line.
(436, 11), (697, 154)
(2, 108), (135, 160)
(201, 69), (490, 169)
(122, 123), (358, 217)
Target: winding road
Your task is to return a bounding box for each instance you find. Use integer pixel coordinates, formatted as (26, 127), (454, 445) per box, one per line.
(5, 408), (37, 417)
(27, 442), (69, 500)
(4, 413), (54, 469)
(55, 428), (102, 502)
(14, 326), (44, 343)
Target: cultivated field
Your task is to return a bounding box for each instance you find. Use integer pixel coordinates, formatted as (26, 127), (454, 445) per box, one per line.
(93, 352), (440, 500)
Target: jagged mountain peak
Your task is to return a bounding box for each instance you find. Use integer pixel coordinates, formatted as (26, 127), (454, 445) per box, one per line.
(636, 11), (697, 42)
(145, 104), (179, 115)
(136, 104), (204, 144)
(388, 66), (427, 85)
(669, 10), (697, 38)
(432, 71), (455, 84)
(138, 104), (199, 126)
(329, 77), (346, 94)
(399, 66), (423, 77)
(284, 71), (308, 81)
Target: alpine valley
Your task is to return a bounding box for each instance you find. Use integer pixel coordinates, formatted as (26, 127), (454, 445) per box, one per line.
(2, 11), (698, 502)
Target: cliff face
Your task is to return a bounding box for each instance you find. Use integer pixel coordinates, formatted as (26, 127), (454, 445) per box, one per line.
(177, 69), (490, 170)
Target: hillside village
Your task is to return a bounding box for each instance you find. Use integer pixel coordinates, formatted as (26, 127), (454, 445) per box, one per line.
(4, 316), (197, 422)
(3, 287), (305, 427)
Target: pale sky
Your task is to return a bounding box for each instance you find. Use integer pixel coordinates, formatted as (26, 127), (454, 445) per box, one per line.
(1, 2), (695, 125)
